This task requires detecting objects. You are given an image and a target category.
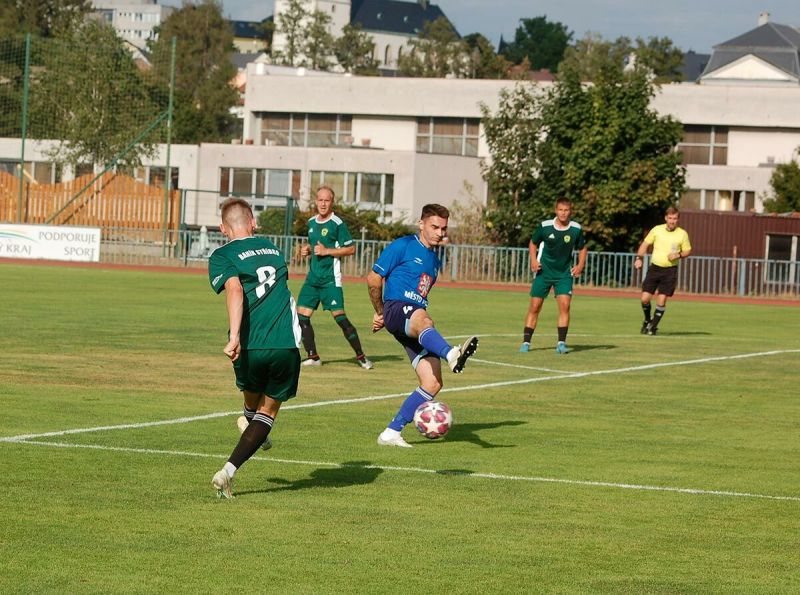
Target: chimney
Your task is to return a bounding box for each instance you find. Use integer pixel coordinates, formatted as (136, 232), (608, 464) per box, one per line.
(418, 0), (429, 9)
(758, 11), (770, 26)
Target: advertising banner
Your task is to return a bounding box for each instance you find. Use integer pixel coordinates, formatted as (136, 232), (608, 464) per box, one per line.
(0, 224), (101, 262)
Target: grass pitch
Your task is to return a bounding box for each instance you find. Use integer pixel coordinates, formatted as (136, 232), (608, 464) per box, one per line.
(1, 262), (798, 593)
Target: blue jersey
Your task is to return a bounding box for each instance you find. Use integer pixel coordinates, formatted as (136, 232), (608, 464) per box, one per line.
(373, 235), (441, 308)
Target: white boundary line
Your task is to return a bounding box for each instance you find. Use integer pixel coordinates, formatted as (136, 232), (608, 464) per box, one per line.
(2, 349), (798, 443)
(470, 357), (571, 374)
(7, 439), (799, 503)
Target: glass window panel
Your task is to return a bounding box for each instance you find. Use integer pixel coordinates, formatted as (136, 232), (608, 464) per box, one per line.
(310, 171), (322, 195)
(149, 167), (166, 188)
(75, 163), (94, 177)
(465, 120), (480, 136)
(680, 190), (701, 210)
(680, 145), (710, 165)
(713, 127), (728, 144)
(434, 118), (463, 135)
(464, 138), (479, 157)
(323, 171), (345, 200)
(716, 190), (733, 211)
(682, 125), (711, 144)
(291, 171), (301, 198)
(744, 191), (755, 212)
(33, 163), (53, 184)
(255, 169), (266, 197)
(307, 132), (336, 147)
(344, 172), (356, 202)
(432, 137), (462, 155)
(712, 146), (727, 165)
(265, 130), (289, 146)
(416, 137), (430, 153)
(232, 168), (252, 195)
(291, 132), (305, 146)
(264, 113), (290, 129)
(767, 235), (792, 260)
(219, 168), (230, 195)
(417, 118), (430, 134)
(384, 174), (393, 205)
(359, 173), (382, 203)
(268, 169), (290, 197)
(339, 115), (352, 134)
(307, 114), (336, 131)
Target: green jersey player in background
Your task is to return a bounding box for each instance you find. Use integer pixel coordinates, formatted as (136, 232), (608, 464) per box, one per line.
(520, 198), (588, 354)
(208, 198), (302, 499)
(297, 186), (373, 369)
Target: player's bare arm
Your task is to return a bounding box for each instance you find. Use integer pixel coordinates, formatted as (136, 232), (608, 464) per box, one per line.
(366, 270), (385, 332)
(529, 240), (541, 272)
(223, 267), (245, 361)
(634, 236), (652, 270)
(313, 244), (356, 258)
(572, 246), (588, 277)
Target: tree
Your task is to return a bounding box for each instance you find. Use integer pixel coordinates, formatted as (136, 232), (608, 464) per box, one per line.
(634, 36), (685, 83)
(559, 32), (631, 81)
(397, 17), (467, 78)
(0, 0), (90, 38)
(302, 8), (334, 71)
(764, 158), (800, 212)
(501, 16), (572, 72)
(27, 21), (159, 169)
(463, 33), (512, 79)
(271, 0), (308, 67)
(148, 0), (238, 144)
(481, 62), (685, 249)
(334, 23), (379, 75)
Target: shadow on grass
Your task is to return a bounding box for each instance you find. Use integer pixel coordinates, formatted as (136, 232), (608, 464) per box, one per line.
(310, 354), (406, 365)
(653, 331), (712, 336)
(566, 344), (616, 353)
(414, 420), (527, 449)
(238, 460), (383, 495)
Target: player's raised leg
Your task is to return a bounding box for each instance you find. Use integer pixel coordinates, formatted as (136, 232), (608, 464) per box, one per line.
(408, 308), (477, 373)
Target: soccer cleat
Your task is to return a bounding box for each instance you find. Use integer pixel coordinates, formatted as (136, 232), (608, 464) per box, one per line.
(358, 357), (374, 370)
(447, 336), (479, 373)
(377, 429), (412, 448)
(236, 415), (272, 451)
(641, 321), (650, 335)
(519, 342), (530, 353)
(212, 469), (234, 499)
(646, 326), (658, 336)
(301, 357), (322, 367)
(555, 341), (570, 354)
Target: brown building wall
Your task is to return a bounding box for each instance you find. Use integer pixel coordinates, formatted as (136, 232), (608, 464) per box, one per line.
(678, 210), (800, 259)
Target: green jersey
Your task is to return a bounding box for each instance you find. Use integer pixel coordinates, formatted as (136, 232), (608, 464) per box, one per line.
(208, 236), (301, 350)
(306, 213), (353, 286)
(531, 218), (586, 275)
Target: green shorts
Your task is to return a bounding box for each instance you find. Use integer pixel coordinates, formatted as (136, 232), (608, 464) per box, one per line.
(298, 281), (345, 311)
(530, 273), (574, 299)
(232, 348), (301, 401)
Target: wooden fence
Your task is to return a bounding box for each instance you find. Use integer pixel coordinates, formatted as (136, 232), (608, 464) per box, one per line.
(0, 172), (181, 230)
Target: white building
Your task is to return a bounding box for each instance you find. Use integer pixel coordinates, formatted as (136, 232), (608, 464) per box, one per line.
(91, 0), (176, 50)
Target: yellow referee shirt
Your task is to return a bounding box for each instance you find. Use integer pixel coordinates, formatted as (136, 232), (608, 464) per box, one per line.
(644, 224), (691, 267)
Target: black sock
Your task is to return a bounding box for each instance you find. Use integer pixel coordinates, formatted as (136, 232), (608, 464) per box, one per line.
(243, 406), (256, 422)
(298, 315), (318, 358)
(641, 302), (652, 323)
(335, 315), (364, 358)
(229, 413), (273, 468)
(523, 326), (534, 343)
(651, 306), (666, 329)
(557, 326), (568, 343)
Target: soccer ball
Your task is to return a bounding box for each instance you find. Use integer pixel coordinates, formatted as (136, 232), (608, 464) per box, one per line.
(413, 400), (453, 439)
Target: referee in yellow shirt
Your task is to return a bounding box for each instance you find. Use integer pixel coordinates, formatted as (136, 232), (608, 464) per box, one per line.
(633, 207), (692, 335)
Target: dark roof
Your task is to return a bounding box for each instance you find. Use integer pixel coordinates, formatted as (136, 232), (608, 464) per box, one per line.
(702, 21), (800, 80)
(351, 0), (458, 37)
(679, 50), (710, 82)
(230, 52), (265, 70)
(230, 19), (267, 39)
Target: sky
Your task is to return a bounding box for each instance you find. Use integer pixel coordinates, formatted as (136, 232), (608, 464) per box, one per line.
(219, 0), (800, 54)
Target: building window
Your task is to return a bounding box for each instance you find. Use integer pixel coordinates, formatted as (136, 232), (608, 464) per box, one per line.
(680, 189), (755, 212)
(219, 167), (300, 212)
(678, 125), (728, 165)
(260, 113), (352, 147)
(416, 117), (480, 157)
(765, 234), (799, 287)
(132, 166), (179, 189)
(310, 170), (395, 218)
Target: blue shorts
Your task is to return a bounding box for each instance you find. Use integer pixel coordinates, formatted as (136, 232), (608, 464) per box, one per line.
(383, 300), (430, 368)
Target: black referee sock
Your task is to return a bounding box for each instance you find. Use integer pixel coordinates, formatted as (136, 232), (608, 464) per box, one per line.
(651, 306), (666, 329)
(641, 302), (652, 323)
(298, 314), (319, 358)
(229, 413), (273, 469)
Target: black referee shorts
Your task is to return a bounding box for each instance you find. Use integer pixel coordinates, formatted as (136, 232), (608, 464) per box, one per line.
(642, 264), (678, 296)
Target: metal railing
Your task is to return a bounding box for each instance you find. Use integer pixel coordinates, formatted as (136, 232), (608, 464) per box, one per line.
(88, 227), (800, 298)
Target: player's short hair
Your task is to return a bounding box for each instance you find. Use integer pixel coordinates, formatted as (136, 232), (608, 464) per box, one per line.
(316, 185), (335, 200)
(666, 206), (679, 216)
(220, 197), (253, 227)
(421, 204), (450, 220)
(555, 197), (572, 207)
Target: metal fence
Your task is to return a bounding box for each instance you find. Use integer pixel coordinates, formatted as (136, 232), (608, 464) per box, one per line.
(88, 227), (800, 299)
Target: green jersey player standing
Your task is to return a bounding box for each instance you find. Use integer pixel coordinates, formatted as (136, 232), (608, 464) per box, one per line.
(520, 197), (588, 354)
(208, 197), (302, 499)
(297, 185), (373, 369)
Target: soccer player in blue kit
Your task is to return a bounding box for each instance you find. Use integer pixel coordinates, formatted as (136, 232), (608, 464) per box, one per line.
(367, 204), (479, 448)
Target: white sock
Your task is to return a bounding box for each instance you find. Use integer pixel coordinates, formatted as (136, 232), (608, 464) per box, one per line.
(223, 462), (237, 478)
(446, 346), (459, 363)
(380, 428), (400, 438)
